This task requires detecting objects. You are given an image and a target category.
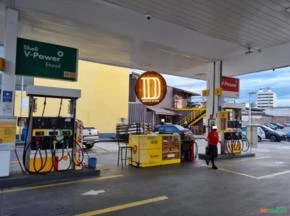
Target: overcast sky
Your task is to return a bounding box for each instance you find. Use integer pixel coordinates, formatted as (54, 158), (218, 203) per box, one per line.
(238, 67), (290, 107)
(150, 66), (290, 107)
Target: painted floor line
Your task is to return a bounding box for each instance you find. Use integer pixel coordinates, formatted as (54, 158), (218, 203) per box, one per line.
(219, 167), (290, 180)
(75, 195), (169, 216)
(218, 168), (258, 179)
(255, 149), (271, 153)
(254, 156), (273, 160)
(0, 174), (124, 194)
(10, 160), (20, 164)
(218, 156), (272, 164)
(93, 146), (112, 152)
(257, 170), (290, 179)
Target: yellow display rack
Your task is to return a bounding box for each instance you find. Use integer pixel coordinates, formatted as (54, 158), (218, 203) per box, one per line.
(128, 134), (181, 168)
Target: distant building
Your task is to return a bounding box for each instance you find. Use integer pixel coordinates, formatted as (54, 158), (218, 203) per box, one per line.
(256, 89), (277, 108)
(242, 107), (290, 125)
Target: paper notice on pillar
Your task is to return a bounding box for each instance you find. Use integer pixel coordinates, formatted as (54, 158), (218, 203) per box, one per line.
(2, 103), (13, 115)
(2, 91), (13, 116)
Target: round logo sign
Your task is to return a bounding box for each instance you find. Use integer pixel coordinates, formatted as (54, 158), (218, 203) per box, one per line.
(135, 71), (167, 106)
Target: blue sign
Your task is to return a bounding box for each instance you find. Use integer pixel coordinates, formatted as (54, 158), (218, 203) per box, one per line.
(2, 91), (13, 102)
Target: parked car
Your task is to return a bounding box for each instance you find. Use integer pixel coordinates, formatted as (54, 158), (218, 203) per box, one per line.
(270, 122), (284, 129)
(264, 123), (278, 130)
(157, 124), (194, 140)
(286, 132), (290, 141)
(242, 125), (265, 142)
(83, 127), (99, 148)
(284, 121), (290, 127)
(260, 125), (287, 142)
(257, 126), (266, 141)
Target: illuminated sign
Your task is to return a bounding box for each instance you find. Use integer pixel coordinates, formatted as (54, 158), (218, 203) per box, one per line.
(135, 71), (167, 106)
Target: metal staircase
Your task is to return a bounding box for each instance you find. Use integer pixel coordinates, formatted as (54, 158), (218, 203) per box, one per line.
(178, 108), (206, 127)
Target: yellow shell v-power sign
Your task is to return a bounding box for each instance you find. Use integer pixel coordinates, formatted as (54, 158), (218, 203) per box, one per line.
(135, 71), (167, 106)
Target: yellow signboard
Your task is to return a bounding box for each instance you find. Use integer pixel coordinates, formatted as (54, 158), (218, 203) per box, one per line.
(215, 87), (223, 96)
(218, 111), (229, 132)
(0, 127), (16, 143)
(0, 119), (16, 145)
(202, 89), (209, 97)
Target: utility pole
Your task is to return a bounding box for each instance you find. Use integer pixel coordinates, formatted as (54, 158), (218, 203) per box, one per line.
(248, 91), (255, 125)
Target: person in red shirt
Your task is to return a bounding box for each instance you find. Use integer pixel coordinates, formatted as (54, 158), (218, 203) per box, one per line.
(206, 125), (219, 169)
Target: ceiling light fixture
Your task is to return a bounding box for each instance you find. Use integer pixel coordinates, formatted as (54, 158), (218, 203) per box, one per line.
(244, 47), (253, 55)
(244, 46), (262, 55)
(285, 7), (290, 13)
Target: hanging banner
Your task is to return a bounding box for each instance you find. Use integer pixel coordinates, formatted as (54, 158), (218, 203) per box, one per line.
(16, 38), (78, 81)
(221, 76), (240, 98)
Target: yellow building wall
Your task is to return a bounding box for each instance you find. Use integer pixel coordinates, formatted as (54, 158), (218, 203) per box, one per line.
(14, 60), (129, 133)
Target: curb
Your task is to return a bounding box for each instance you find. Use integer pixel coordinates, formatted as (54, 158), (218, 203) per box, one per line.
(198, 153), (255, 160)
(0, 169), (101, 189)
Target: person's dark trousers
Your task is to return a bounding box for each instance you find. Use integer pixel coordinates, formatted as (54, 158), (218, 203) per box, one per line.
(207, 145), (218, 169)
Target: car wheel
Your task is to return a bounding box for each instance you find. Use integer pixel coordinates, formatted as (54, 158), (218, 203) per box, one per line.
(85, 143), (94, 149)
(258, 136), (262, 142)
(270, 135), (277, 142)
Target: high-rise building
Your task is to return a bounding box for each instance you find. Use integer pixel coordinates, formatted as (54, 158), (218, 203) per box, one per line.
(256, 89), (277, 108)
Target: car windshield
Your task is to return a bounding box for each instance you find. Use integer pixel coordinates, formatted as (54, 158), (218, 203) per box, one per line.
(174, 125), (186, 131)
(262, 125), (275, 132)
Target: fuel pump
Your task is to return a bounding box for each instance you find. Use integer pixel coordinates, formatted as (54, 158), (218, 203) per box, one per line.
(217, 103), (244, 155)
(22, 86), (82, 174)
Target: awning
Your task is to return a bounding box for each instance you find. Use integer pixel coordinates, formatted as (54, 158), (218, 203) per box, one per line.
(146, 107), (176, 116)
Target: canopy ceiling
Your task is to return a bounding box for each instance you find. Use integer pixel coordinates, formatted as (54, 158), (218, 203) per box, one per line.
(1, 0), (290, 80)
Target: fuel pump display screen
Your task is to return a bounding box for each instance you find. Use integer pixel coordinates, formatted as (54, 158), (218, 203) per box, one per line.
(30, 117), (74, 150)
(32, 117), (74, 129)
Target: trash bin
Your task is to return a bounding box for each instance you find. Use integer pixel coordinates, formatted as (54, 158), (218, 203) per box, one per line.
(88, 157), (97, 169)
(181, 140), (195, 162)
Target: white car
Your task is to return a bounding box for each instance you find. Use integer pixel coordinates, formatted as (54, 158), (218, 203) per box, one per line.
(242, 125), (266, 142)
(257, 126), (266, 141)
(83, 127), (99, 148)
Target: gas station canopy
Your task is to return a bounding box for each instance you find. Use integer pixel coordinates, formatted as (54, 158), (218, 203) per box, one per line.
(1, 0), (290, 80)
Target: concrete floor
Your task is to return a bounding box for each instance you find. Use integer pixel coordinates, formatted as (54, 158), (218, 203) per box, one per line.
(1, 140), (290, 216)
